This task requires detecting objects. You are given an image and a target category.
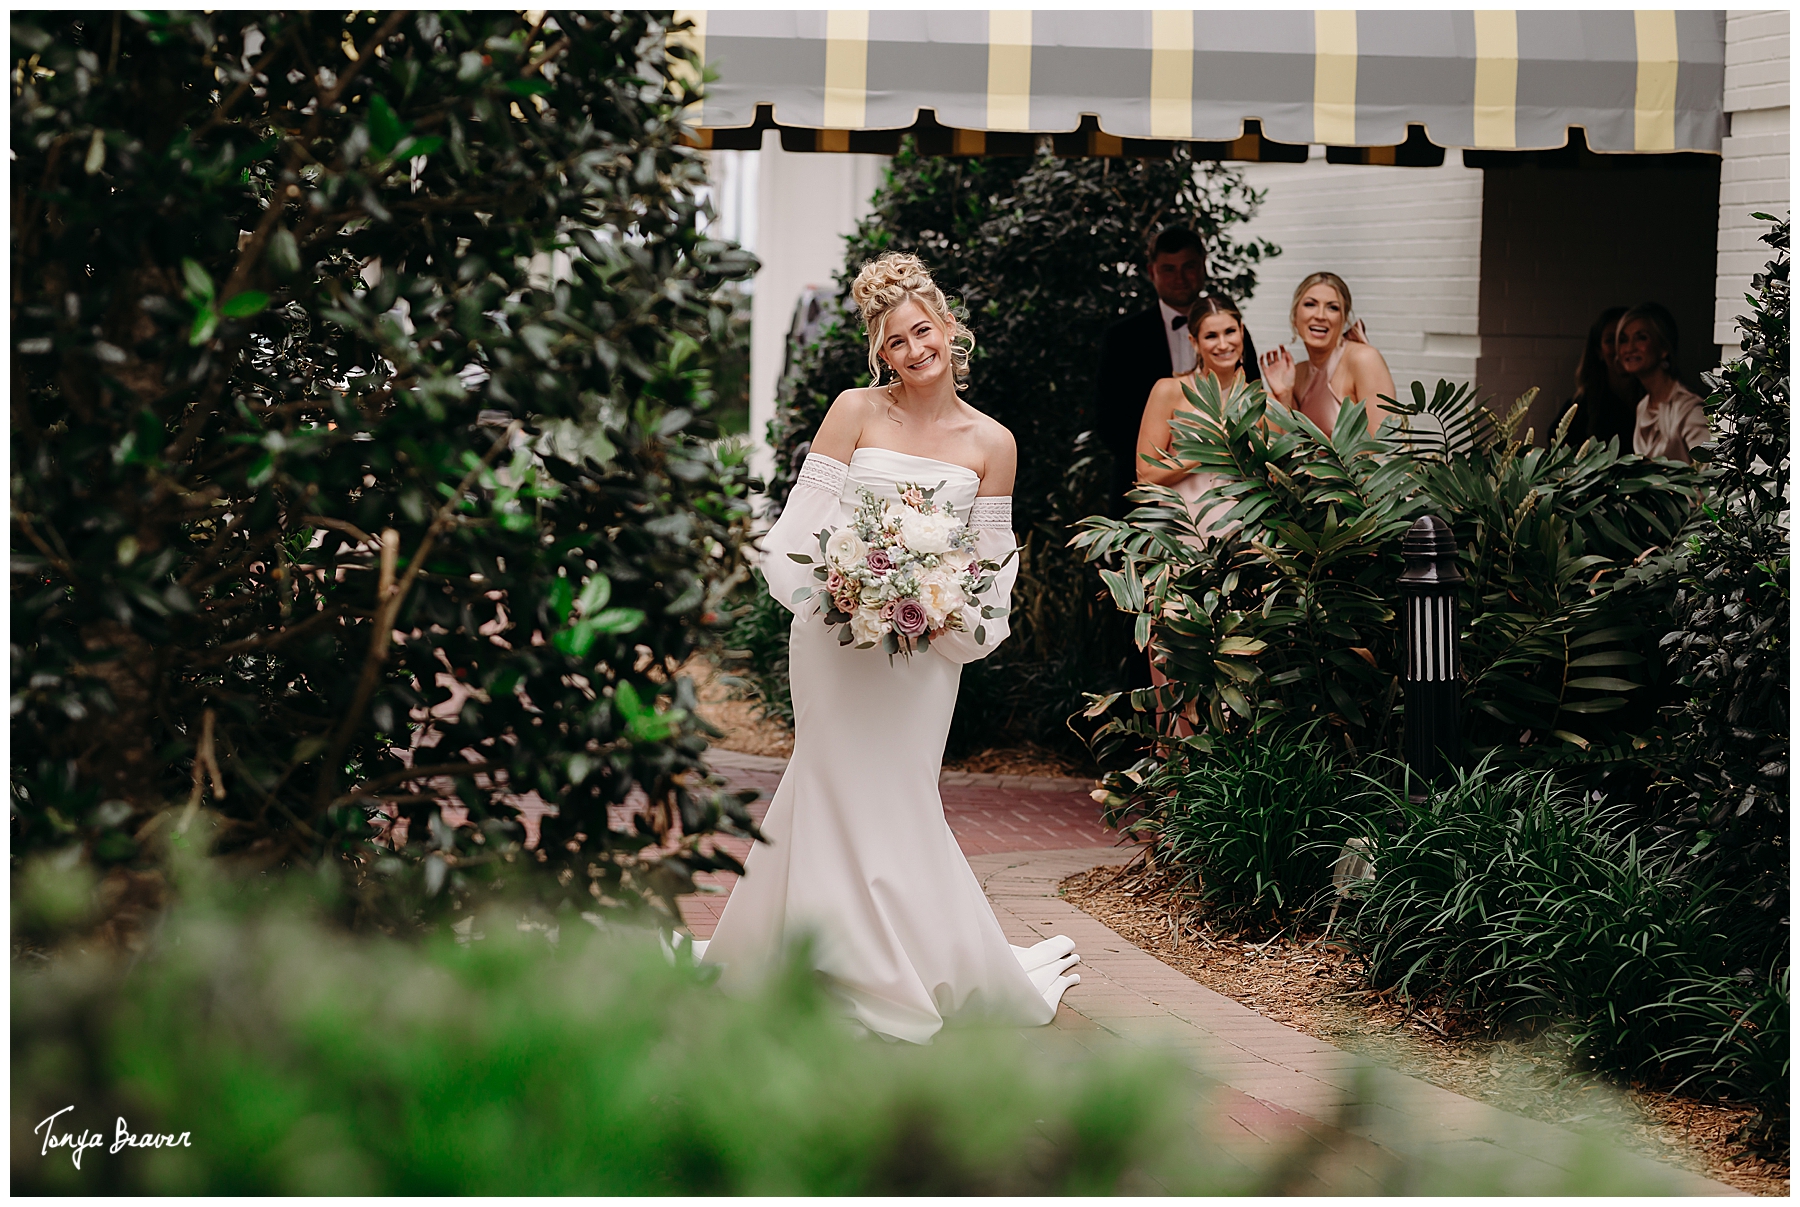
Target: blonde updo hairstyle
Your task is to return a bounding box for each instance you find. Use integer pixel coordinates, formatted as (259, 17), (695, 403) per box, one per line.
(851, 252), (976, 391)
(1289, 271), (1354, 340)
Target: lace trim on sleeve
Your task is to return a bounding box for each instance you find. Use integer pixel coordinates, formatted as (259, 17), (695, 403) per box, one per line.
(793, 453), (849, 495)
(968, 496), (1012, 530)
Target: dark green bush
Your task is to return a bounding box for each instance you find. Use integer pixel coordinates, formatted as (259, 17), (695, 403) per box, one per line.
(10, 11), (760, 926)
(1653, 216), (1788, 902)
(1652, 963), (1789, 1142)
(1345, 761), (1786, 1124)
(1098, 727), (1357, 928)
(11, 863), (1227, 1195)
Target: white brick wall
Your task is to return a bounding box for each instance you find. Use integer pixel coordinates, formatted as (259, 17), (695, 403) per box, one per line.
(1715, 10), (1789, 345)
(1233, 154), (1485, 397)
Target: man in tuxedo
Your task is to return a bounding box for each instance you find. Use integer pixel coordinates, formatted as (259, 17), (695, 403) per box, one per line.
(1088, 227), (1208, 701)
(1092, 227), (1208, 515)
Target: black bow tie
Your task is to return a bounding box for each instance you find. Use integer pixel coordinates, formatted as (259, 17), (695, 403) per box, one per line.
(1171, 313), (1186, 330)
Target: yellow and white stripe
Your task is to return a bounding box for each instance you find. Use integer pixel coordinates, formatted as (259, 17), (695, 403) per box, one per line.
(822, 10), (869, 130)
(1313, 10), (1358, 145)
(987, 10), (1033, 131)
(1149, 11), (1193, 140)
(1633, 10), (1679, 151)
(1471, 10), (1517, 148)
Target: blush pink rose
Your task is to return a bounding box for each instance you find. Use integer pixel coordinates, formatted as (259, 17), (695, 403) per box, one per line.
(866, 548), (893, 573)
(892, 598), (928, 637)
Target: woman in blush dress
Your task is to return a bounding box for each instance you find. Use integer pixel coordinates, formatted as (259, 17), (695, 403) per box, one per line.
(1131, 295), (1259, 734)
(1616, 302), (1709, 462)
(1133, 294), (1256, 546)
(1258, 271), (1396, 436)
(695, 252), (1082, 1044)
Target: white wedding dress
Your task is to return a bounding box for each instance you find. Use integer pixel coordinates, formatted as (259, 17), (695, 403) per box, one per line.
(695, 448), (1083, 1043)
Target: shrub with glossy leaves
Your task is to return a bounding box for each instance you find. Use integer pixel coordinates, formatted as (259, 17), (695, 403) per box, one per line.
(11, 11), (759, 928)
(1654, 216), (1788, 900)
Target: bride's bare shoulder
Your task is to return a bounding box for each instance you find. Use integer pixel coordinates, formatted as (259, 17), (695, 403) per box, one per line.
(965, 406), (1014, 455)
(812, 387), (887, 458)
(966, 408), (1016, 494)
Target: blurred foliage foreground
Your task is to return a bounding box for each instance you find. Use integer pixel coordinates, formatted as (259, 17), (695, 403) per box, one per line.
(12, 10), (763, 934)
(11, 851), (1699, 1195)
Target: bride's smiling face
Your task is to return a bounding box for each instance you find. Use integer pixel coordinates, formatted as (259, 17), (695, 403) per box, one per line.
(879, 298), (951, 388)
(1293, 284), (1346, 352)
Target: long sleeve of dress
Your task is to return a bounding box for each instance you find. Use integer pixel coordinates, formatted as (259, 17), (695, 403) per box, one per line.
(931, 496), (1018, 666)
(759, 453), (849, 618)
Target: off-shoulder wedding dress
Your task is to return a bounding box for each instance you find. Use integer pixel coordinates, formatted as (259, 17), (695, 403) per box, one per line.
(695, 447), (1082, 1044)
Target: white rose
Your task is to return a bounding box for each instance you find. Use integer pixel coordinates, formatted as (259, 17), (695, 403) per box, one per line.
(826, 528), (866, 571)
(898, 508), (958, 555)
(849, 608), (885, 646)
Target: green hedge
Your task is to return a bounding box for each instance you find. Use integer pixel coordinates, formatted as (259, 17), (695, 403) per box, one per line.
(12, 860), (1706, 1194)
(11, 11), (758, 927)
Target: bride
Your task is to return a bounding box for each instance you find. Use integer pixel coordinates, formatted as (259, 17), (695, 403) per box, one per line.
(695, 252), (1083, 1043)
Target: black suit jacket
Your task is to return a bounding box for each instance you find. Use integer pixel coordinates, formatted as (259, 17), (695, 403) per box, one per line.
(1092, 301), (1263, 516)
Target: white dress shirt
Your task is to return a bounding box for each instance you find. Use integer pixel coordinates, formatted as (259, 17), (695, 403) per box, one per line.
(1159, 299), (1195, 375)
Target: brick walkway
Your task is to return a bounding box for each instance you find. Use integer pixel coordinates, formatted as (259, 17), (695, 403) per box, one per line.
(683, 748), (1736, 1196)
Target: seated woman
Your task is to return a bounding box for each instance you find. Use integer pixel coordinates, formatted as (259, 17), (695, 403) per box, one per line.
(1258, 271), (1395, 435)
(1557, 305), (1642, 448)
(1133, 295), (1255, 545)
(1616, 302), (1709, 462)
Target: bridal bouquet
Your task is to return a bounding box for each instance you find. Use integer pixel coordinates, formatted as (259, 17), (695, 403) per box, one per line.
(786, 482), (1007, 660)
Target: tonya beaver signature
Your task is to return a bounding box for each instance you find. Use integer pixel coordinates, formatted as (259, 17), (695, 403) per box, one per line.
(35, 1106), (193, 1169)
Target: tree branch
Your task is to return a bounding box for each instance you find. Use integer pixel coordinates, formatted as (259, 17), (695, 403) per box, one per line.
(314, 421), (521, 810)
(330, 760), (502, 808)
(12, 512), (78, 581)
(191, 28), (292, 145)
(302, 513), (377, 547)
(522, 37), (570, 79)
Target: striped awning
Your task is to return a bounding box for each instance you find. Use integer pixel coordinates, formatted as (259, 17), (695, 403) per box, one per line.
(673, 10), (1726, 156)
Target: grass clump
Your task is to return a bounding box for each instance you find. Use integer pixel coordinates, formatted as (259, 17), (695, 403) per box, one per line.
(1099, 726), (1358, 928)
(1345, 760), (1788, 1134)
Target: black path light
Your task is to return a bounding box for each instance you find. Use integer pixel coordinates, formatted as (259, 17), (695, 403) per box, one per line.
(1398, 515), (1465, 796)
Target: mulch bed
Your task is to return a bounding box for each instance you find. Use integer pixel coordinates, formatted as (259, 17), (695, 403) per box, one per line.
(685, 655), (794, 759)
(941, 742), (1093, 779)
(1061, 862), (1789, 1197)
